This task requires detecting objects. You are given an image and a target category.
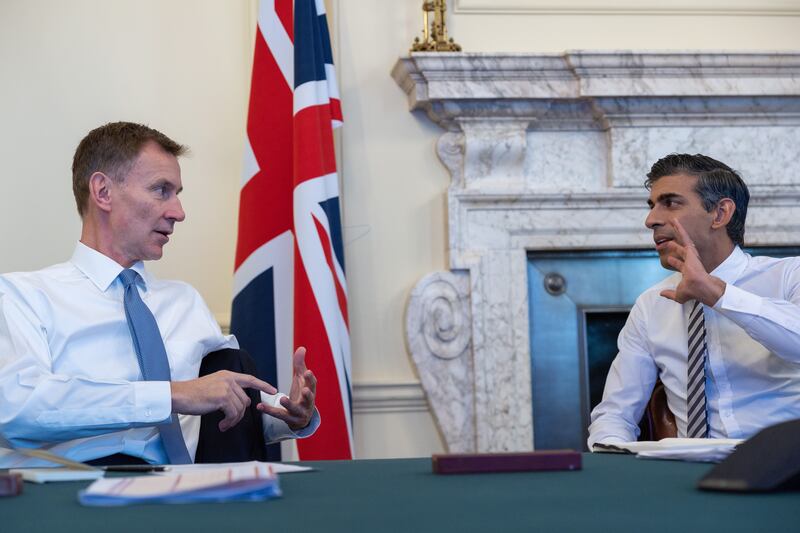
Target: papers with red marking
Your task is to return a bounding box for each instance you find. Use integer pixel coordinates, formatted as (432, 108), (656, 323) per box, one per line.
(78, 462), (280, 506)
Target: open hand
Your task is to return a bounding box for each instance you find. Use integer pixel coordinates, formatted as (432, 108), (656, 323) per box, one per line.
(257, 347), (317, 431)
(659, 219), (726, 306)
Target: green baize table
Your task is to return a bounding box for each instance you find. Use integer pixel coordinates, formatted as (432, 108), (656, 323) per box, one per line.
(3, 454), (798, 532)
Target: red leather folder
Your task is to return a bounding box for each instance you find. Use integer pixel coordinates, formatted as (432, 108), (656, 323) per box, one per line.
(432, 450), (581, 475)
(0, 473), (23, 497)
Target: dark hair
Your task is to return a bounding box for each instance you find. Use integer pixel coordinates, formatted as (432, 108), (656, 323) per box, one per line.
(71, 122), (187, 217)
(645, 153), (750, 246)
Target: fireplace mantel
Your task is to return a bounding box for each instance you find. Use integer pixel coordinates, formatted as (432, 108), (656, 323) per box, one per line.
(393, 51), (800, 452)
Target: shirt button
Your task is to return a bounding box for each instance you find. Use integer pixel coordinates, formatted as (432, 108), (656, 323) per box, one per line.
(145, 409), (152, 417)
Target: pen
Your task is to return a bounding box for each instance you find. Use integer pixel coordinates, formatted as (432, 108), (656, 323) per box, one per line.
(102, 465), (170, 472)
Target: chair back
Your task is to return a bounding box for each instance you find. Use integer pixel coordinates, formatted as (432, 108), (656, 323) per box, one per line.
(640, 379), (677, 440)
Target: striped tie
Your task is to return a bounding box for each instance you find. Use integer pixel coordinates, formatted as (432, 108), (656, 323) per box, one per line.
(686, 300), (708, 438)
(120, 269), (192, 464)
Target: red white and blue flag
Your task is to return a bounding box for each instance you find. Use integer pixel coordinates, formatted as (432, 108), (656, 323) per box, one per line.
(231, 0), (352, 460)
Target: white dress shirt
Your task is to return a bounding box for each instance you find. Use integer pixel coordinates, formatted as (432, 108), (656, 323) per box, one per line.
(0, 242), (318, 466)
(588, 246), (800, 447)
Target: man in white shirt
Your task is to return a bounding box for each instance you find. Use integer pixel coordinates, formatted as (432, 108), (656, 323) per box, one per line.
(0, 122), (319, 466)
(588, 153), (800, 448)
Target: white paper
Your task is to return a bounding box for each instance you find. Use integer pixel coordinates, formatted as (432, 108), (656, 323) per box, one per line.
(593, 438), (742, 463)
(9, 467), (105, 484)
(635, 446), (737, 462)
(162, 460), (312, 474)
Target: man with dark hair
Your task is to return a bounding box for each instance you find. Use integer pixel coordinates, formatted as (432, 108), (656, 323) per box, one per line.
(588, 153), (800, 447)
(0, 122), (319, 466)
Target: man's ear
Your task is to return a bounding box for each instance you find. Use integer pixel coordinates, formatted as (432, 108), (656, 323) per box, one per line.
(711, 198), (736, 230)
(88, 172), (114, 213)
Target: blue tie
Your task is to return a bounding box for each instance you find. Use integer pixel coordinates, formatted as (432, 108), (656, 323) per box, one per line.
(119, 269), (192, 464)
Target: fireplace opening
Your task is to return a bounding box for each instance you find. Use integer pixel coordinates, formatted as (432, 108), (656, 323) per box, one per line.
(583, 309), (628, 414)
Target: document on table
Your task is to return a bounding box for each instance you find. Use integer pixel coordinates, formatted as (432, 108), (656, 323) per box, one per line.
(9, 468), (105, 484)
(593, 438), (743, 463)
(163, 460), (312, 475)
(78, 462), (281, 506)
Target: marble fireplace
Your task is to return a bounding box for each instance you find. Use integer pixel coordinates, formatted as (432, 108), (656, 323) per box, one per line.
(392, 51), (800, 453)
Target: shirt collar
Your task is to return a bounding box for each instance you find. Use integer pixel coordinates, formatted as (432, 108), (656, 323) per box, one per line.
(709, 245), (748, 285)
(70, 242), (149, 292)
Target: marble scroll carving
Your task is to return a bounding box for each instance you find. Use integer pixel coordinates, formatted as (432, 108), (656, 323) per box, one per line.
(405, 271), (474, 452)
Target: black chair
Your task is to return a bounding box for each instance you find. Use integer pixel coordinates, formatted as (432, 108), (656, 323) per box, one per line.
(194, 348), (267, 463)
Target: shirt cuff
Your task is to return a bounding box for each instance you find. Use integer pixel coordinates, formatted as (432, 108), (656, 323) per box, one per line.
(587, 421), (637, 449)
(259, 392), (321, 443)
(589, 436), (628, 450)
(132, 381), (173, 423)
(714, 283), (762, 316)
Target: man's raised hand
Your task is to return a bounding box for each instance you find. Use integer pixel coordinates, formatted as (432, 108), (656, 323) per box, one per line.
(659, 218), (725, 306)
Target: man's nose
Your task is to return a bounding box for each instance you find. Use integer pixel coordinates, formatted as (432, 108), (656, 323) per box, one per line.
(645, 208), (661, 230)
(168, 197), (186, 222)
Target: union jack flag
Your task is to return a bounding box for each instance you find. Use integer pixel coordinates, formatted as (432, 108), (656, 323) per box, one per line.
(231, 0), (352, 460)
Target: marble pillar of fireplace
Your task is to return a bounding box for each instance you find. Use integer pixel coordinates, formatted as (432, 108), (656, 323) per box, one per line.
(392, 51), (800, 453)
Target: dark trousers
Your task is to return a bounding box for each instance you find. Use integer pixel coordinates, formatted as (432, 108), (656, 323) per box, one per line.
(194, 348), (267, 463)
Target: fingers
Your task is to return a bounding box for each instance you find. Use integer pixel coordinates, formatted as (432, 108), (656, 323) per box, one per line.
(303, 369), (317, 394)
(659, 240), (686, 272)
(257, 382), (315, 430)
(259, 391), (310, 419)
(233, 373), (277, 395)
(258, 400), (312, 430)
(292, 347), (315, 394)
(666, 254), (684, 271)
(663, 242), (682, 261)
(660, 289), (677, 302)
(669, 218), (695, 251)
(293, 346), (308, 374)
(213, 348), (314, 432)
(210, 372), (254, 432)
(659, 288), (691, 304)
(282, 386), (314, 413)
(232, 383), (251, 411)
(173, 371), (267, 432)
(218, 389), (247, 432)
